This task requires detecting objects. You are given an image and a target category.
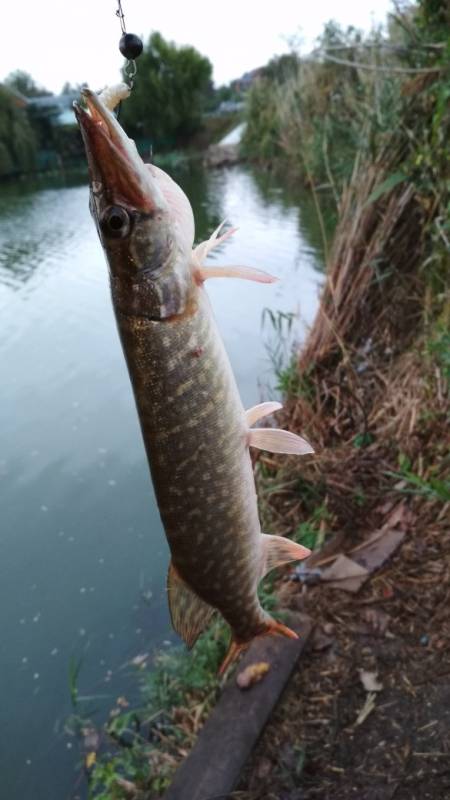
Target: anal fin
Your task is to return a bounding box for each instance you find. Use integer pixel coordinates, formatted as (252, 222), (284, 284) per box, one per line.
(167, 561), (215, 649)
(261, 533), (310, 577)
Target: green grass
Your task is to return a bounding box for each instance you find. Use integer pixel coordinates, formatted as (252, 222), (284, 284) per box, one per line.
(261, 307), (317, 399)
(293, 504), (331, 551)
(427, 325), (450, 386)
(386, 452), (450, 503)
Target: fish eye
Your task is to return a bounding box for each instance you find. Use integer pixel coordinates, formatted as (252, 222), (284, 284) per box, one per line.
(100, 206), (131, 239)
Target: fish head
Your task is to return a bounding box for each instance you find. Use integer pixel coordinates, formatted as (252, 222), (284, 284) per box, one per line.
(74, 89), (195, 319)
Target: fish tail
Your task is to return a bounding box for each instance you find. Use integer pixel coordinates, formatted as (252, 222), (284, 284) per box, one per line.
(218, 617), (299, 675)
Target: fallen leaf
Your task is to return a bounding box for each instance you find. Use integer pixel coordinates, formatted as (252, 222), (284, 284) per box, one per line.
(359, 669), (383, 692)
(321, 554), (369, 592)
(352, 529), (405, 573)
(236, 661), (270, 690)
(381, 501), (409, 530)
(85, 751), (96, 769)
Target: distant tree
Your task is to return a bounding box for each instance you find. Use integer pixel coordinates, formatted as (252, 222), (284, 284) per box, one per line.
(200, 80), (246, 114)
(263, 52), (300, 83)
(0, 86), (36, 176)
(120, 32), (212, 148)
(5, 70), (52, 98)
(60, 81), (87, 95)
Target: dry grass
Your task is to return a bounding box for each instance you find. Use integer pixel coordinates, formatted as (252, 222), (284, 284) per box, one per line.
(236, 65), (450, 800)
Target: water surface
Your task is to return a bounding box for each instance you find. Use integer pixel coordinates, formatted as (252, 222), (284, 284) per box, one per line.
(0, 164), (323, 799)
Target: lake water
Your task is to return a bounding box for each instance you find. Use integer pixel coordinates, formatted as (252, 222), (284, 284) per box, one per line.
(0, 163), (324, 799)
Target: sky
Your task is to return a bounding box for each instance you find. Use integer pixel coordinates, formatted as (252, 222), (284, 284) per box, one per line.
(1, 0), (394, 94)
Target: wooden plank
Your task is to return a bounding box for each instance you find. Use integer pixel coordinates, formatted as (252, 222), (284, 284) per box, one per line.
(164, 613), (312, 800)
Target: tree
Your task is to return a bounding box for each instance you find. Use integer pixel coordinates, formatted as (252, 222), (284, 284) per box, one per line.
(60, 81), (87, 95)
(0, 86), (36, 176)
(120, 32), (212, 148)
(5, 70), (52, 98)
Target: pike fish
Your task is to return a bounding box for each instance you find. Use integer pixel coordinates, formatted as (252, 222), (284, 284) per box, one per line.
(74, 85), (314, 672)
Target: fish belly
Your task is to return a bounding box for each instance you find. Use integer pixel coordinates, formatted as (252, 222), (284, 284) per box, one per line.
(115, 287), (263, 631)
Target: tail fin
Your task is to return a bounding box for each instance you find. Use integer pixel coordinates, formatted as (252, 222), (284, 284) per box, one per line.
(218, 617), (299, 675)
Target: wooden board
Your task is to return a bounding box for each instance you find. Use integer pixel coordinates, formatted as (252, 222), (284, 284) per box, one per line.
(164, 613), (312, 800)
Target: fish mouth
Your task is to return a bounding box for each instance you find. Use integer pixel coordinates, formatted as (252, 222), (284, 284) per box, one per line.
(74, 89), (161, 213)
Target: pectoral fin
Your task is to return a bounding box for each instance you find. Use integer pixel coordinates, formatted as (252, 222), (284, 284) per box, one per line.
(192, 221), (277, 284)
(167, 562), (215, 648)
(246, 401), (283, 427)
(248, 428), (314, 455)
(261, 533), (311, 576)
(191, 220), (237, 267)
(196, 264), (277, 283)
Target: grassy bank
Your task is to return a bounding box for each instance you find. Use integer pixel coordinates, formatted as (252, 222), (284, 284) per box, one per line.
(78, 3), (449, 797)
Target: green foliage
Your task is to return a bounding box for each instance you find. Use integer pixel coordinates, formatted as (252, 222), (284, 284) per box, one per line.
(89, 746), (151, 800)
(353, 432), (375, 448)
(4, 69), (52, 98)
(120, 32), (212, 149)
(0, 86), (36, 176)
(293, 504), (331, 550)
(241, 73), (283, 162)
(142, 620), (225, 710)
(68, 656), (83, 709)
(241, 22), (410, 191)
(88, 622), (227, 797)
(427, 325), (450, 385)
(364, 172), (408, 207)
(387, 452), (450, 502)
(261, 307), (316, 398)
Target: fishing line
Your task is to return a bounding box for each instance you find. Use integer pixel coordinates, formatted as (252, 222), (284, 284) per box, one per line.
(114, 0), (143, 117)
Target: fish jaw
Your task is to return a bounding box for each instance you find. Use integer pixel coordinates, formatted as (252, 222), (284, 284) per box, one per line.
(74, 88), (196, 319)
(73, 89), (165, 214)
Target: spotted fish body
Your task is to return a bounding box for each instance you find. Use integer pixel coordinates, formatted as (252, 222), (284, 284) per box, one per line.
(74, 87), (313, 671)
(118, 287), (267, 644)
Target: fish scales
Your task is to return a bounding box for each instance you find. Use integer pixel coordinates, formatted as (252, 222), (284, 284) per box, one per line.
(74, 87), (313, 671)
(116, 288), (265, 641)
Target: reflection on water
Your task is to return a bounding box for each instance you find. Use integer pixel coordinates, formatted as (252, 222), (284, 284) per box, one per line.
(0, 163), (323, 800)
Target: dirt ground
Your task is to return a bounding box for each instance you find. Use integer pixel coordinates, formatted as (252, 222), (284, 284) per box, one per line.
(238, 494), (450, 800)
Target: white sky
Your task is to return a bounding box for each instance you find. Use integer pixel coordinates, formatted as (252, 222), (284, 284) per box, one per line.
(1, 0), (394, 94)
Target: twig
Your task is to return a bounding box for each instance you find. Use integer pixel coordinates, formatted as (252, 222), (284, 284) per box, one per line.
(312, 52), (443, 74)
